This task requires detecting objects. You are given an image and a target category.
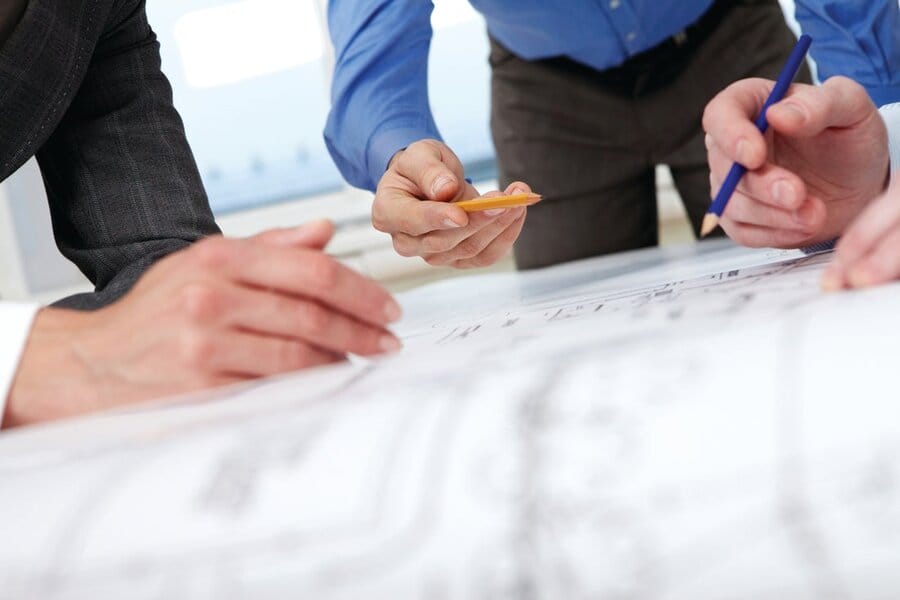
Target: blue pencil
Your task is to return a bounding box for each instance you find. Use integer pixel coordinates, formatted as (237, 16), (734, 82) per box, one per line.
(700, 34), (813, 237)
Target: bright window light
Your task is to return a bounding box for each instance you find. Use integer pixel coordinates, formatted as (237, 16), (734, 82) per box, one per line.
(432, 0), (479, 30)
(174, 0), (323, 89)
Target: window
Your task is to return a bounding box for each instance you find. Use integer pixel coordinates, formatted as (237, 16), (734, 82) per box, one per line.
(428, 1), (497, 182)
(147, 0), (497, 215)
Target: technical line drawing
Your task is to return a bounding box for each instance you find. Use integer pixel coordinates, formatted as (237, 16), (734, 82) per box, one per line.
(1, 247), (900, 599)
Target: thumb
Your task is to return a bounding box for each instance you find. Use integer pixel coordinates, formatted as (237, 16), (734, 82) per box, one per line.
(768, 76), (876, 138)
(393, 141), (467, 203)
(253, 220), (336, 250)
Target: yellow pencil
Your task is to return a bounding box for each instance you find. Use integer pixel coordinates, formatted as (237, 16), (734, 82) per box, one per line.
(455, 193), (543, 212)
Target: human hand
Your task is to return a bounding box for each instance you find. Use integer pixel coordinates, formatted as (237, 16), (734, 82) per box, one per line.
(703, 77), (890, 247)
(374, 139), (530, 268)
(821, 180), (900, 291)
(4, 221), (402, 428)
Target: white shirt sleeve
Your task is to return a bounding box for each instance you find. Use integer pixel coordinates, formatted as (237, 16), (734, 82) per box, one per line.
(880, 103), (900, 174)
(0, 302), (38, 426)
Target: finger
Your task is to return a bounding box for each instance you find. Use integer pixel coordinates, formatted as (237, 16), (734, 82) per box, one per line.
(394, 208), (508, 257)
(228, 286), (402, 357)
(505, 181), (533, 195)
(844, 226), (900, 289)
(708, 136), (808, 211)
(372, 192), (469, 236)
(391, 187), (523, 257)
(426, 207), (526, 266)
(394, 140), (468, 202)
(833, 190), (900, 271)
(252, 220), (335, 251)
(201, 240), (403, 326)
(767, 76), (877, 139)
(703, 78), (779, 169)
(201, 330), (343, 377)
(723, 193), (824, 235)
(718, 218), (817, 249)
(454, 210), (527, 269)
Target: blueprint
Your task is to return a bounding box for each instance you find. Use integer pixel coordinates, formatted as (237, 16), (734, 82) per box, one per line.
(1, 241), (899, 599)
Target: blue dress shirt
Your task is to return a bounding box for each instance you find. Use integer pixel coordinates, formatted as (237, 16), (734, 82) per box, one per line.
(796, 1), (900, 108)
(325, 0), (900, 192)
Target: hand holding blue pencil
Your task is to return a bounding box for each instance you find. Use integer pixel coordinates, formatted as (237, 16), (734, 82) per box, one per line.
(701, 34), (813, 237)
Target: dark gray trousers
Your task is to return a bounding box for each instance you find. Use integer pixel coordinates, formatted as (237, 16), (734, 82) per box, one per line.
(490, 0), (812, 270)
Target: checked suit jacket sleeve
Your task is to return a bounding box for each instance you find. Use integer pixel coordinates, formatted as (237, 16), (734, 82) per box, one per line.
(0, 0), (220, 311)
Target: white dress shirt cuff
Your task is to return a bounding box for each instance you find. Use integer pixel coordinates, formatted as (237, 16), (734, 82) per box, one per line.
(0, 302), (38, 426)
(880, 103), (900, 176)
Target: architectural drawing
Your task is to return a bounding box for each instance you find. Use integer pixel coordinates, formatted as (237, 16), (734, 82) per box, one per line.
(1, 244), (899, 599)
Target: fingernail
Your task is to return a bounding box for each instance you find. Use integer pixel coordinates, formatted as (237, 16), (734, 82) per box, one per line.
(432, 176), (454, 196)
(484, 209), (506, 217)
(383, 299), (403, 322)
(443, 218), (463, 229)
(773, 180), (795, 207)
(379, 335), (403, 353)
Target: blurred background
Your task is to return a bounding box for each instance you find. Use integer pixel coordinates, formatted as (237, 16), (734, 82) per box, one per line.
(0, 0), (802, 303)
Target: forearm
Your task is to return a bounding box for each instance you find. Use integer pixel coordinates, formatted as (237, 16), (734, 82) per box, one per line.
(794, 0), (900, 106)
(324, 0), (442, 191)
(36, 0), (219, 307)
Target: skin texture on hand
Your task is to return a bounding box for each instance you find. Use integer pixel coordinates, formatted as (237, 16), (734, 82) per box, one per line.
(373, 139), (531, 269)
(822, 181), (900, 291)
(3, 221), (402, 428)
(703, 76), (890, 248)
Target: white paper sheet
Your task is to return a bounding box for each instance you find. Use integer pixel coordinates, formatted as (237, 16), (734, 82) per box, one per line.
(1, 242), (899, 599)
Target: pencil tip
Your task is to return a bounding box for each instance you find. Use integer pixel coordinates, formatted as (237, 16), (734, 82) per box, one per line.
(700, 214), (720, 238)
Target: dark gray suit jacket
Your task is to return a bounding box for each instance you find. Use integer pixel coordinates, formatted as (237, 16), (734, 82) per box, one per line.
(0, 0), (220, 309)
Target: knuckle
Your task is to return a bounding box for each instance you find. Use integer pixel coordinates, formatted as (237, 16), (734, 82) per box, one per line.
(371, 201), (393, 233)
(424, 254), (448, 267)
(829, 75), (858, 95)
(392, 236), (417, 258)
(299, 302), (333, 336)
(455, 237), (484, 259)
(470, 250), (499, 268)
(399, 140), (437, 171)
(179, 283), (221, 323)
(306, 255), (340, 290)
(421, 233), (452, 254)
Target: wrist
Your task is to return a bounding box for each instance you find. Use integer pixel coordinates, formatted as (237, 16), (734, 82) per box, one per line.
(4, 308), (95, 428)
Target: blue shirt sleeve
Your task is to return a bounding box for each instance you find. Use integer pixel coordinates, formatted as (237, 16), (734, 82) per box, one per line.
(794, 0), (900, 107)
(325, 0), (443, 191)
